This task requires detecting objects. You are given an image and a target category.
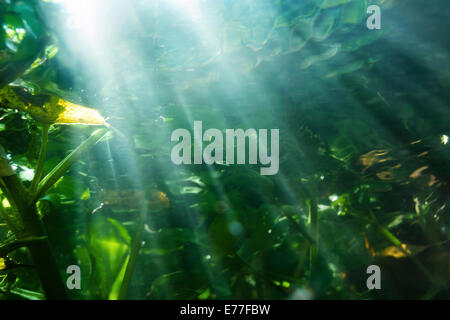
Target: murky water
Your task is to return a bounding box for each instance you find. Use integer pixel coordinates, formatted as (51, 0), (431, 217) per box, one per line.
(0, 0), (449, 300)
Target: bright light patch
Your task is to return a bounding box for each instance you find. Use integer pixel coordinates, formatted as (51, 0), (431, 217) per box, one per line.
(2, 24), (26, 44)
(318, 204), (330, 211)
(329, 194), (339, 202)
(168, 0), (203, 22)
(2, 198), (10, 208)
(19, 166), (34, 181)
(58, 0), (104, 42)
(441, 134), (448, 145)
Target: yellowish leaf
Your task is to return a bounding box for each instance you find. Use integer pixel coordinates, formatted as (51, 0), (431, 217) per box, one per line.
(379, 244), (411, 258)
(1, 86), (108, 126)
(81, 188), (91, 200)
(53, 99), (108, 126)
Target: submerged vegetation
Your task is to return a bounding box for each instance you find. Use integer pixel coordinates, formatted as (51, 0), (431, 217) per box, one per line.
(0, 0), (449, 300)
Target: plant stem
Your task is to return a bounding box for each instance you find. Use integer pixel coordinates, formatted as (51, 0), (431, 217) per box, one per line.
(32, 128), (108, 204)
(118, 210), (147, 299)
(308, 197), (318, 272)
(282, 209), (315, 244)
(29, 124), (50, 197)
(368, 208), (436, 285)
(294, 182), (319, 274)
(0, 174), (67, 299)
(0, 236), (47, 256)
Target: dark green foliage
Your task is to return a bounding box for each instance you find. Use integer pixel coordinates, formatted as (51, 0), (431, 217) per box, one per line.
(0, 0), (47, 87)
(1, 0), (449, 300)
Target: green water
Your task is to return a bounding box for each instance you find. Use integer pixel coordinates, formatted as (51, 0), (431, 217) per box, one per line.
(0, 0), (449, 300)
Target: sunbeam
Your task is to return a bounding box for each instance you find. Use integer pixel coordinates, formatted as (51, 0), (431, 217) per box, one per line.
(0, 0), (448, 302)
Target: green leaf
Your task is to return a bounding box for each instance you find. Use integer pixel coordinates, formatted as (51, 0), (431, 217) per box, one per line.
(10, 288), (45, 300)
(87, 216), (131, 299)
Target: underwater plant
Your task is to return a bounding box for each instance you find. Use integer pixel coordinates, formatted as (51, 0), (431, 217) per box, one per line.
(0, 0), (110, 299)
(0, 0), (449, 301)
